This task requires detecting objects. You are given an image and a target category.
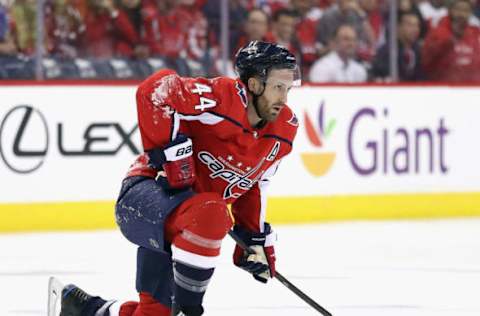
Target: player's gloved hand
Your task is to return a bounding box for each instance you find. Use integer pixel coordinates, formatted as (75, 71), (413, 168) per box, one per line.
(233, 223), (276, 283)
(147, 135), (195, 189)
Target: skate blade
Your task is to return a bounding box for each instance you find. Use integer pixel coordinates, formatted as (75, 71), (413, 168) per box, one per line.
(47, 277), (65, 316)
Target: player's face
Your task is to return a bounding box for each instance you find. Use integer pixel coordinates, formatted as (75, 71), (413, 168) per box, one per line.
(257, 68), (295, 122)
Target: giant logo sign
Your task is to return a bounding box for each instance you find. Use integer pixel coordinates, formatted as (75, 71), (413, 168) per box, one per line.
(300, 101), (450, 177)
(0, 105), (140, 174)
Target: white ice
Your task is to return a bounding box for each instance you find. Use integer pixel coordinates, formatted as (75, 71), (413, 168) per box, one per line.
(1, 219), (480, 316)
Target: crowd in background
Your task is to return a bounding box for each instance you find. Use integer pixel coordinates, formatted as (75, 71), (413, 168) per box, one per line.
(1, 0), (480, 82)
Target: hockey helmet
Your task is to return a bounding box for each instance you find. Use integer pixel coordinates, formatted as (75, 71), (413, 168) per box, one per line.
(235, 41), (301, 87)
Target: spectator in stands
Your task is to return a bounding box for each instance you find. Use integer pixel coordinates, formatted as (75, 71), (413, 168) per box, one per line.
(116, 0), (150, 59)
(422, 0), (480, 82)
(474, 0), (480, 19)
(420, 0), (480, 28)
(289, 0), (323, 74)
(0, 1), (17, 56)
(255, 0), (290, 15)
(418, 0), (448, 29)
(81, 0), (139, 58)
(142, 0), (184, 58)
(181, 0), (222, 76)
(46, 0), (85, 58)
(10, 0), (39, 55)
(143, 0), (219, 76)
(203, 0), (248, 57)
(309, 24), (367, 82)
(371, 11), (424, 81)
(267, 8), (301, 56)
(234, 8), (269, 55)
(397, 0), (427, 38)
(359, 0), (384, 47)
(316, 0), (375, 61)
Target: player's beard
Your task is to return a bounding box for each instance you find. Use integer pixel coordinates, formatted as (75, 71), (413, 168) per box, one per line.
(261, 103), (282, 122)
(255, 95), (282, 122)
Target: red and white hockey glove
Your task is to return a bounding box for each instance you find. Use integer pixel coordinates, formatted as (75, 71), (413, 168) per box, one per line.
(233, 223), (276, 283)
(148, 135), (196, 189)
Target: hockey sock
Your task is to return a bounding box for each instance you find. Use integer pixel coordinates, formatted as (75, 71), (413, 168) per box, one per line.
(172, 260), (214, 307)
(117, 301), (138, 316)
(165, 193), (232, 311)
(114, 293), (171, 316)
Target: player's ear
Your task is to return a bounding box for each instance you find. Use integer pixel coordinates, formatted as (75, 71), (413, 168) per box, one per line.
(247, 77), (261, 94)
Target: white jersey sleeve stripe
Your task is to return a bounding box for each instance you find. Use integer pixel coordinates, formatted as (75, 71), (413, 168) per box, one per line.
(258, 159), (282, 232)
(172, 111), (181, 140)
(178, 112), (224, 125)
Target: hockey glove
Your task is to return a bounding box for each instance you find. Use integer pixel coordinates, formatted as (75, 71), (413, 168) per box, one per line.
(233, 223), (276, 283)
(148, 135), (196, 189)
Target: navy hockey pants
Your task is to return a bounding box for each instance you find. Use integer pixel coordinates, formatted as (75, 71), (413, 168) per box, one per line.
(115, 176), (195, 307)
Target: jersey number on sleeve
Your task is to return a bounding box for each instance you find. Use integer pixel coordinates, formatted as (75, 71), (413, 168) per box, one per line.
(192, 83), (217, 111)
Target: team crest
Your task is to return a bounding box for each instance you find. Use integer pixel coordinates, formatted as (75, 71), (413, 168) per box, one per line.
(288, 113), (299, 127)
(235, 81), (248, 108)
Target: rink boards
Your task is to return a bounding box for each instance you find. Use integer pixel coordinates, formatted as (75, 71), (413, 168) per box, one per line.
(1, 83), (479, 232)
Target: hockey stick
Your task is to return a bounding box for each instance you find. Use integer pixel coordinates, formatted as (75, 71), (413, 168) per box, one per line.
(228, 230), (333, 316)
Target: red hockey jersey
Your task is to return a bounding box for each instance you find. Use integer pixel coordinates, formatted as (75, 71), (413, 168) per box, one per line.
(126, 69), (298, 232)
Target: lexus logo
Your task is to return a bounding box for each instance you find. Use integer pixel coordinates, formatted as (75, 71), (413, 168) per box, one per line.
(0, 105), (49, 174)
(1, 104), (140, 174)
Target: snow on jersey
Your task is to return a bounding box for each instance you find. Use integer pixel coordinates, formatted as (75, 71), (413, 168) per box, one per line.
(127, 69), (298, 232)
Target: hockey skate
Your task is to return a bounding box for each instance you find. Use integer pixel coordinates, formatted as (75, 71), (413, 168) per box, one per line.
(48, 277), (114, 316)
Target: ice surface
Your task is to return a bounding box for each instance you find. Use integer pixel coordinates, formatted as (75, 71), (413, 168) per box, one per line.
(1, 219), (480, 316)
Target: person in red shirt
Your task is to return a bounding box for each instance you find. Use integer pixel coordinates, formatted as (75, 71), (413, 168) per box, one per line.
(289, 0), (323, 74)
(46, 0), (85, 58)
(422, 0), (480, 82)
(175, 1), (219, 74)
(116, 0), (151, 59)
(142, 0), (186, 58)
(359, 0), (384, 48)
(142, 0), (217, 75)
(48, 41), (300, 316)
(81, 0), (139, 58)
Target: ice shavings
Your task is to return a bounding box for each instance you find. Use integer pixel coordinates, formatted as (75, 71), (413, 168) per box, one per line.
(151, 74), (186, 106)
(149, 74), (184, 124)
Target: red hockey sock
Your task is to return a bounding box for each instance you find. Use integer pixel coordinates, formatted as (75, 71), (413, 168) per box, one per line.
(119, 301), (138, 316)
(119, 292), (170, 316)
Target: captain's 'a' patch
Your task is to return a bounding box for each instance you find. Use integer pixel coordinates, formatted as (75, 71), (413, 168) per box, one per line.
(267, 141), (280, 161)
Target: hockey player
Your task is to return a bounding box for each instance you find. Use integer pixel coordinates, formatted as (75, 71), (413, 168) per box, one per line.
(50, 41), (300, 316)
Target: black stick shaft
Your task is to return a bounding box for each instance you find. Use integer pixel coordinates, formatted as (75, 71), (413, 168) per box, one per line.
(228, 230), (333, 316)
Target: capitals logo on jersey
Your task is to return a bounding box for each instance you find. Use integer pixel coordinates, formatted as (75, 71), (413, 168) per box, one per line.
(198, 151), (267, 199)
(235, 82), (248, 108)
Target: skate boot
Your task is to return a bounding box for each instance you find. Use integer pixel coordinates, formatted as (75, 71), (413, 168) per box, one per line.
(171, 304), (204, 316)
(60, 284), (114, 316)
